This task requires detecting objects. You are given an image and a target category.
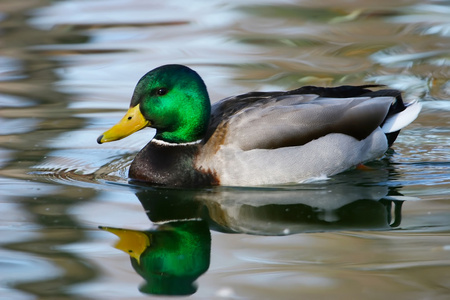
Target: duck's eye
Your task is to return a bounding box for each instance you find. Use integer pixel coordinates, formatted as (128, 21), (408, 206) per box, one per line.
(157, 88), (168, 96)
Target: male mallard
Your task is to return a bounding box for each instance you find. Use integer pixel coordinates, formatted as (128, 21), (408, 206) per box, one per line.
(97, 64), (421, 187)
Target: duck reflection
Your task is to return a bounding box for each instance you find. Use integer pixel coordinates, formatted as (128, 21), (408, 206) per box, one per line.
(100, 220), (210, 296)
(101, 167), (409, 295)
(135, 182), (404, 235)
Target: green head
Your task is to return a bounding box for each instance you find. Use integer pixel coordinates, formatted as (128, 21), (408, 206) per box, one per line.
(97, 64), (211, 144)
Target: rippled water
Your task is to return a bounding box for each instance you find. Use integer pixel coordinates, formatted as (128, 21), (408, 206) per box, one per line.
(1, 0), (449, 299)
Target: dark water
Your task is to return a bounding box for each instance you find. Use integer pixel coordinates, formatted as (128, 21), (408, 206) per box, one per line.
(0, 1), (449, 299)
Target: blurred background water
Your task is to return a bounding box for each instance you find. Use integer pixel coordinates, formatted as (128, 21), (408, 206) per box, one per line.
(0, 0), (449, 299)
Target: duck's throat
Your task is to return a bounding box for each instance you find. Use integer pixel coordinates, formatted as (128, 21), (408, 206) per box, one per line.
(155, 121), (207, 144)
(128, 140), (217, 187)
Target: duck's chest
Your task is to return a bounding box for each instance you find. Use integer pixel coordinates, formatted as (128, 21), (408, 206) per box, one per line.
(128, 141), (218, 187)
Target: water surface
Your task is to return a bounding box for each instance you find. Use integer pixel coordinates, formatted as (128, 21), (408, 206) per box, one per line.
(0, 0), (449, 299)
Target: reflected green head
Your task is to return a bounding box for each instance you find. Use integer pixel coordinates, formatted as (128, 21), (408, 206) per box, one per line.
(131, 64), (211, 143)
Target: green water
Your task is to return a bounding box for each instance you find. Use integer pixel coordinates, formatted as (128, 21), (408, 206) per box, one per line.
(0, 1), (449, 299)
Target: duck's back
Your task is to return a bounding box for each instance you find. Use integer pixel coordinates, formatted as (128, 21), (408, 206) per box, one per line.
(205, 86), (404, 150)
(197, 86), (416, 186)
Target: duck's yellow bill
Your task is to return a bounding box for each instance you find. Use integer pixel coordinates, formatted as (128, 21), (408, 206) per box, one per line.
(97, 104), (150, 144)
(99, 226), (151, 265)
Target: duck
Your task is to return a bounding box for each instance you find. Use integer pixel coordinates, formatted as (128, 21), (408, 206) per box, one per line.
(97, 64), (421, 187)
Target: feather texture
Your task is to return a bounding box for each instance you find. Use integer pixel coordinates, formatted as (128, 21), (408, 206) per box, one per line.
(208, 95), (393, 150)
(382, 100), (421, 133)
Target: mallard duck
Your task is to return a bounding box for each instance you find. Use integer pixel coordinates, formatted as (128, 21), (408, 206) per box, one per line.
(97, 64), (421, 187)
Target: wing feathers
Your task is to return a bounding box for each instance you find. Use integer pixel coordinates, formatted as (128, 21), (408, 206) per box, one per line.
(221, 96), (394, 150)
